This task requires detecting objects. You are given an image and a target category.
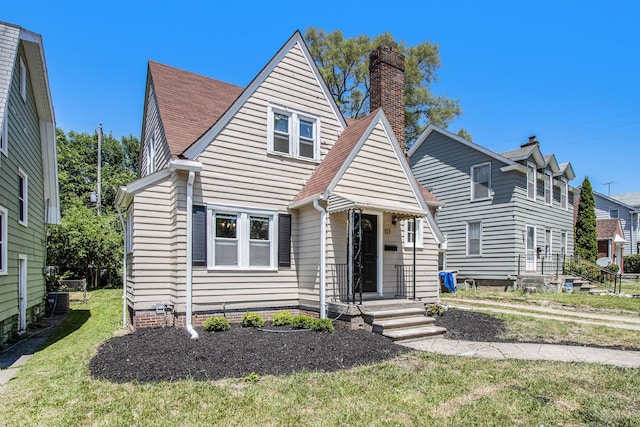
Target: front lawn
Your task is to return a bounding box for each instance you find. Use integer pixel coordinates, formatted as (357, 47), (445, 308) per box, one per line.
(0, 289), (638, 426)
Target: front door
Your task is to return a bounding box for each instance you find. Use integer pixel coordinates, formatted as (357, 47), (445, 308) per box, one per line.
(525, 225), (536, 271)
(361, 214), (378, 292)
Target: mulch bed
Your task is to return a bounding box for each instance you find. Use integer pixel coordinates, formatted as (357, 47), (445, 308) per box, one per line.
(89, 309), (638, 383)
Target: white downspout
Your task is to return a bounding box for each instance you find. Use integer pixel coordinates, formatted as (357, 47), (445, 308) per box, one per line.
(116, 206), (128, 328)
(312, 199), (327, 319)
(185, 171), (199, 339)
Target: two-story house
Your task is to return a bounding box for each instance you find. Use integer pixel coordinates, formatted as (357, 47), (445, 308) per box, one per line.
(592, 190), (639, 270)
(116, 32), (444, 335)
(409, 127), (576, 289)
(608, 192), (640, 255)
(0, 22), (59, 345)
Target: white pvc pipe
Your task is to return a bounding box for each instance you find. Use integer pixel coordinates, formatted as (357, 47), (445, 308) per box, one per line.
(185, 171), (199, 339)
(312, 199), (327, 319)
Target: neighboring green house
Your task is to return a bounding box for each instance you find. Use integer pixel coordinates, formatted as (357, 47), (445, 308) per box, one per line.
(0, 22), (59, 345)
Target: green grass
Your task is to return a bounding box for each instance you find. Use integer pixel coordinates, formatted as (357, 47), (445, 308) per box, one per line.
(1, 289), (639, 426)
(451, 282), (640, 314)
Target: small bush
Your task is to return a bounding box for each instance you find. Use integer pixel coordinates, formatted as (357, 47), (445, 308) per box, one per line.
(311, 318), (335, 332)
(624, 254), (640, 274)
(244, 372), (260, 383)
(292, 314), (315, 329)
(272, 310), (294, 326)
(426, 303), (447, 317)
(607, 263), (620, 273)
(202, 316), (230, 332)
(241, 312), (265, 328)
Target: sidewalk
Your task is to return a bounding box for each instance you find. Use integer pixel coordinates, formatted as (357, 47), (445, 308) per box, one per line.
(0, 314), (66, 386)
(403, 337), (640, 368)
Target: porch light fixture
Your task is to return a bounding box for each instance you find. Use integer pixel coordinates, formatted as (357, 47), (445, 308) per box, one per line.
(392, 216), (398, 225)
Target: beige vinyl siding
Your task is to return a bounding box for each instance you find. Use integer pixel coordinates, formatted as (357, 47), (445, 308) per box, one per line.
(296, 204), (321, 310)
(140, 84), (172, 176)
(0, 44), (47, 325)
(185, 43), (342, 312)
(129, 176), (174, 310)
(332, 123), (420, 207)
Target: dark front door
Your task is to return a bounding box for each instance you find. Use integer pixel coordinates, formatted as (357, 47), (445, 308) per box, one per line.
(361, 214), (378, 292)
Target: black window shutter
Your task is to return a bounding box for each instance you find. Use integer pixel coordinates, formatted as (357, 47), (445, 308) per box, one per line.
(192, 205), (207, 266)
(278, 214), (291, 268)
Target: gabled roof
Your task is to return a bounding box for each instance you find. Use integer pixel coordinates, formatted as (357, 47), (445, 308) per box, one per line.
(147, 61), (243, 157)
(611, 192), (640, 209)
(558, 162), (576, 181)
(593, 190), (637, 211)
(0, 22), (59, 224)
(181, 30), (347, 159)
(597, 218), (624, 241)
(543, 154), (560, 174)
(501, 143), (545, 167)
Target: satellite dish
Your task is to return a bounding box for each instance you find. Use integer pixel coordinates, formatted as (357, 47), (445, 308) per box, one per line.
(596, 257), (611, 267)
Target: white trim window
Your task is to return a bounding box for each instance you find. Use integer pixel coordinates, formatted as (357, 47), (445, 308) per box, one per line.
(267, 105), (320, 161)
(609, 209), (619, 219)
(544, 229), (552, 260)
(403, 218), (424, 248)
(18, 168), (28, 226)
(527, 163), (536, 201)
(470, 162), (491, 201)
(145, 135), (155, 175)
(544, 173), (552, 205)
(19, 56), (27, 101)
(560, 180), (568, 210)
(466, 221), (482, 256)
(208, 205), (277, 270)
(0, 206), (7, 275)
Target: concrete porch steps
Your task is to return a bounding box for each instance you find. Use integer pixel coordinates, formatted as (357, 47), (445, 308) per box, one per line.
(362, 307), (447, 342)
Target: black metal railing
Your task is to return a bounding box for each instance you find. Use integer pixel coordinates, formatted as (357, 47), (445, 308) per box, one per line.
(330, 263), (349, 301)
(395, 264), (414, 299)
(564, 255), (623, 293)
(517, 253), (565, 276)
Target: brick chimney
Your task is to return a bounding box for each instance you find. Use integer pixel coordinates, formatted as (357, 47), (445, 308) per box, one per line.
(521, 135), (539, 148)
(369, 44), (405, 151)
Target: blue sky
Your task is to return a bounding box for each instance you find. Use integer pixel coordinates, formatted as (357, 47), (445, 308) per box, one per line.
(4, 1), (639, 195)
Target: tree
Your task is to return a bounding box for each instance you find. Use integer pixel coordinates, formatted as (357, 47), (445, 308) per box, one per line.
(574, 177), (598, 262)
(48, 129), (139, 287)
(304, 27), (465, 145)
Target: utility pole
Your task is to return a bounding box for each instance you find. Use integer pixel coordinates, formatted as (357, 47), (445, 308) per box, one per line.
(97, 123), (102, 215)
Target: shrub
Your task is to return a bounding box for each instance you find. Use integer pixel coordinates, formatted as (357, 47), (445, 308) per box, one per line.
(241, 312), (265, 328)
(272, 310), (294, 326)
(311, 318), (335, 332)
(624, 254), (640, 274)
(202, 316), (230, 332)
(607, 263), (620, 273)
(292, 314), (315, 329)
(426, 303), (447, 317)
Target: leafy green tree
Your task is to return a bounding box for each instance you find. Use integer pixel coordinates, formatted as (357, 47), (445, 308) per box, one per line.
(304, 27), (465, 144)
(574, 177), (598, 262)
(48, 129), (139, 287)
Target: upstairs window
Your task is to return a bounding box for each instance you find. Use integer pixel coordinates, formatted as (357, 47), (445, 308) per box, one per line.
(18, 169), (28, 226)
(267, 105), (319, 161)
(471, 162), (491, 200)
(560, 180), (568, 210)
(145, 135), (155, 175)
(19, 56), (27, 101)
(527, 164), (536, 200)
(609, 209), (619, 219)
(544, 173), (552, 205)
(0, 206), (6, 275)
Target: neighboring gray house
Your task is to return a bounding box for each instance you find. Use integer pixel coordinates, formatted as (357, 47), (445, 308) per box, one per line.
(409, 127), (576, 288)
(593, 191), (639, 256)
(0, 22), (59, 345)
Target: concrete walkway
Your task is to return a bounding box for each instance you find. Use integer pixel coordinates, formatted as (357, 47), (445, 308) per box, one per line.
(0, 314), (66, 386)
(403, 338), (640, 368)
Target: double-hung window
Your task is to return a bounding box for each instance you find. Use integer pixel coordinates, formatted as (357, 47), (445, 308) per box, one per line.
(609, 209), (619, 219)
(544, 173), (552, 205)
(560, 180), (568, 210)
(467, 221), (482, 256)
(0, 206), (7, 275)
(527, 164), (536, 200)
(471, 162), (491, 200)
(145, 135), (155, 175)
(208, 205), (277, 270)
(403, 218), (424, 248)
(18, 169), (27, 226)
(268, 105), (320, 161)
